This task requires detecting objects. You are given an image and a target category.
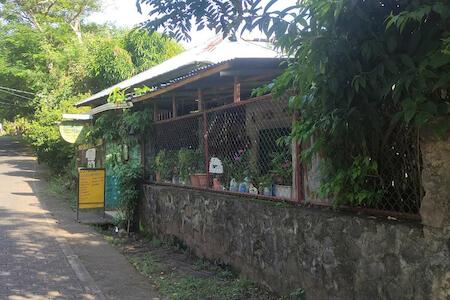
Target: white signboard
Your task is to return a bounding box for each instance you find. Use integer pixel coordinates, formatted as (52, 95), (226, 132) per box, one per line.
(86, 148), (96, 168)
(86, 148), (96, 161)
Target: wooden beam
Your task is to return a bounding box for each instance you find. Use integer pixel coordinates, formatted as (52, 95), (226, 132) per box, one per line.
(197, 89), (203, 111)
(133, 62), (232, 103)
(172, 95), (177, 118)
(234, 75), (241, 103)
(153, 103), (158, 121)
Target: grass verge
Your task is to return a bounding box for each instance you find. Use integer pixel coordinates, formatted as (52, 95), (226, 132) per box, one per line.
(97, 229), (304, 300)
(47, 175), (77, 209)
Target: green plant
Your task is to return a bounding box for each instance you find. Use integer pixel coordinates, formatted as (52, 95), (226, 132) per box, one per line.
(150, 238), (162, 248)
(257, 174), (273, 189)
(154, 150), (177, 181)
(223, 148), (252, 183)
(107, 87), (128, 105)
(113, 160), (143, 232)
(133, 86), (152, 97)
(270, 138), (292, 186)
(177, 148), (198, 182)
(289, 288), (305, 300)
(119, 107), (153, 141)
(141, 0), (449, 210)
(319, 156), (382, 207)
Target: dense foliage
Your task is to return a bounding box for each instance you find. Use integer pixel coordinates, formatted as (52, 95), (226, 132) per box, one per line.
(87, 107), (153, 230)
(139, 0), (449, 207)
(0, 1), (182, 176)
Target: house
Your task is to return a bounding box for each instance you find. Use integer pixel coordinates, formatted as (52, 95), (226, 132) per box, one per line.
(69, 37), (446, 299)
(75, 37), (311, 204)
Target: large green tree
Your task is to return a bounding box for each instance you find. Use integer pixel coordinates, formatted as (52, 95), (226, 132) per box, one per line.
(0, 0), (183, 174)
(0, 0), (100, 40)
(137, 0), (450, 208)
(124, 30), (184, 73)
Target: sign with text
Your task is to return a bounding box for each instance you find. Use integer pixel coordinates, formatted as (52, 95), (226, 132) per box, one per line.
(78, 168), (105, 211)
(59, 123), (84, 144)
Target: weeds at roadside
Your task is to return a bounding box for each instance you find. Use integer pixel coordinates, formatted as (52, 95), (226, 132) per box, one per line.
(129, 252), (272, 300)
(98, 229), (284, 300)
(47, 175), (76, 209)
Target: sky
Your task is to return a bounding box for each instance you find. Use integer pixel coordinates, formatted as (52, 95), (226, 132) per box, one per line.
(87, 0), (297, 48)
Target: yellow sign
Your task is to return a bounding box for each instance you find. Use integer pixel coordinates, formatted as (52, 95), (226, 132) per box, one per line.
(60, 124), (84, 144)
(78, 169), (105, 209)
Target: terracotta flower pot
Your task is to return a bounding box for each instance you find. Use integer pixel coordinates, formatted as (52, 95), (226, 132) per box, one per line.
(196, 173), (208, 188)
(213, 178), (222, 190)
(190, 174), (200, 187)
(155, 172), (161, 182)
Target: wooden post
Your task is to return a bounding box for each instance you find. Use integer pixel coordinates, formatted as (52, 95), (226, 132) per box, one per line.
(292, 111), (303, 202)
(197, 89), (203, 111)
(203, 111), (210, 188)
(172, 95), (177, 118)
(234, 76), (241, 103)
(153, 103), (158, 121)
(140, 134), (146, 174)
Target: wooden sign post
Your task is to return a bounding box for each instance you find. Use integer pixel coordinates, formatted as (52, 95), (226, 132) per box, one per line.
(77, 168), (106, 222)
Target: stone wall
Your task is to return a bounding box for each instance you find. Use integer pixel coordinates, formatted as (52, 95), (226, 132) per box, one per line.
(140, 185), (449, 299)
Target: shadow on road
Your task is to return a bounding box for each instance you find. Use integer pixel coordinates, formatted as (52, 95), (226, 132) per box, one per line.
(0, 135), (159, 300)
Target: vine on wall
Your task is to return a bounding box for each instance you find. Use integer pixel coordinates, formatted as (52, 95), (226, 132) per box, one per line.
(83, 98), (152, 230)
(140, 0), (449, 210)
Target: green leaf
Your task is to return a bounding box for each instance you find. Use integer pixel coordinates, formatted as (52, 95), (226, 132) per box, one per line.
(400, 55), (415, 69)
(423, 102), (437, 114)
(386, 36), (397, 53)
(404, 109), (416, 123)
(414, 112), (430, 126)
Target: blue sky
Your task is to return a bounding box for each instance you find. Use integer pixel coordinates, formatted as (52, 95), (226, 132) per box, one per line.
(88, 0), (297, 48)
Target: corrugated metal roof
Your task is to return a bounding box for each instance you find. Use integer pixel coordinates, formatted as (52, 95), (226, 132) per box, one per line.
(76, 37), (282, 107)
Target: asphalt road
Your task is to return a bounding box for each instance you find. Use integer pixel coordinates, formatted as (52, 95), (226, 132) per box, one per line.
(0, 136), (159, 300)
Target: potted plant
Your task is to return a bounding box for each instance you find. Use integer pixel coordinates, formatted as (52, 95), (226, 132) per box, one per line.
(270, 148), (293, 199)
(257, 174), (273, 196)
(178, 148), (196, 185)
(154, 150), (169, 182)
(189, 149), (208, 188)
(223, 148), (252, 192)
(154, 150), (177, 183)
(213, 177), (222, 190)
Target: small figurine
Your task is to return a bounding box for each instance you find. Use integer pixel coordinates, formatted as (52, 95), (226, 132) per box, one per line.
(249, 182), (258, 194)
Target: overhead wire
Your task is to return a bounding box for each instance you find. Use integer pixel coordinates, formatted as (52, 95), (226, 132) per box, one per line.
(0, 101), (29, 107)
(0, 87), (35, 101)
(0, 85), (36, 96)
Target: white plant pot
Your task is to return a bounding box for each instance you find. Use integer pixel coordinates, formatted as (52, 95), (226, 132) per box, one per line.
(274, 184), (292, 200)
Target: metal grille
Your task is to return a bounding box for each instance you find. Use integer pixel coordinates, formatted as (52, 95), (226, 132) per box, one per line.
(151, 95), (422, 216)
(154, 115), (203, 152)
(371, 125), (422, 214)
(206, 98), (292, 195)
(152, 96), (294, 199)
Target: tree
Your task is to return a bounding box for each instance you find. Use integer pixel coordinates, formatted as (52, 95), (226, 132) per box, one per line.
(0, 2), (183, 174)
(124, 30), (183, 73)
(84, 35), (135, 92)
(136, 0), (295, 41)
(138, 0), (450, 206)
(0, 0), (100, 41)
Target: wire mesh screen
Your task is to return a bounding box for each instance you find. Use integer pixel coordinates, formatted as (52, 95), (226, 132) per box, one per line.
(372, 126), (422, 214)
(151, 96), (422, 215)
(153, 114), (204, 183)
(152, 97), (293, 199)
(207, 98), (292, 197)
(154, 115), (203, 152)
